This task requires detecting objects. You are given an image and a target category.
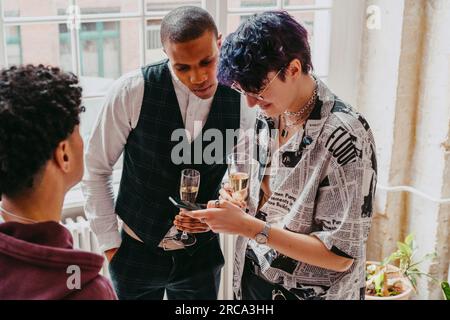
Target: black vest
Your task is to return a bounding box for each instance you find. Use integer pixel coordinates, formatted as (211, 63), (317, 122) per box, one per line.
(115, 60), (241, 254)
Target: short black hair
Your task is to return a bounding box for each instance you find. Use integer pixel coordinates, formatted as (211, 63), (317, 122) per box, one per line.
(218, 11), (313, 93)
(0, 64), (83, 198)
(160, 6), (218, 45)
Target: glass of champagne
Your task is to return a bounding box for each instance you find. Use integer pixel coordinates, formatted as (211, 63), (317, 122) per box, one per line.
(226, 153), (250, 204)
(178, 168), (200, 246)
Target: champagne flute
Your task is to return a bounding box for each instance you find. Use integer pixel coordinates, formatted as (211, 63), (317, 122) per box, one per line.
(178, 169), (200, 246)
(226, 153), (250, 204)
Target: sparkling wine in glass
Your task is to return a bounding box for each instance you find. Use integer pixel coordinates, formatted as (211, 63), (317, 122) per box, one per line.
(178, 169), (200, 246)
(226, 153), (250, 203)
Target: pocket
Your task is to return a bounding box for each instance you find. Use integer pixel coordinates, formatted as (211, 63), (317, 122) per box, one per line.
(108, 237), (126, 267)
(108, 246), (121, 267)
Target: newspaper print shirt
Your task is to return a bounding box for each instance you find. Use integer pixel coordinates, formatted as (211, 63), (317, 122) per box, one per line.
(233, 76), (378, 300)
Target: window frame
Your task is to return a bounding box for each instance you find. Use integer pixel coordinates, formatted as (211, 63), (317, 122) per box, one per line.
(146, 19), (162, 50)
(5, 25), (22, 65)
(78, 21), (122, 78)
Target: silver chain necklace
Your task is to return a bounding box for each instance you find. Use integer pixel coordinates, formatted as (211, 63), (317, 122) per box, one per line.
(0, 206), (37, 224)
(281, 81), (318, 138)
(284, 80), (318, 118)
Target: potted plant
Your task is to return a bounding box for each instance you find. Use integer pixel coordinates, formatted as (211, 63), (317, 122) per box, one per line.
(366, 233), (450, 300)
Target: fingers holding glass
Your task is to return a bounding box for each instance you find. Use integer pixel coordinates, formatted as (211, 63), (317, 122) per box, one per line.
(226, 153), (251, 206)
(174, 213), (210, 233)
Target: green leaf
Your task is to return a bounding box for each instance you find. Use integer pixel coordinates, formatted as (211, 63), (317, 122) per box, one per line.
(409, 276), (417, 289)
(374, 272), (384, 295)
(397, 242), (413, 257)
(404, 233), (414, 247)
(441, 281), (450, 300)
(383, 251), (402, 266)
(408, 267), (421, 273)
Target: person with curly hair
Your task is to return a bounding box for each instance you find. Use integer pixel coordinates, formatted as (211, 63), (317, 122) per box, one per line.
(0, 64), (117, 300)
(181, 11), (378, 300)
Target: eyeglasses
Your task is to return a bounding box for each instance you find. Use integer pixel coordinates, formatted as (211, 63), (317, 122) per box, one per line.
(231, 67), (284, 101)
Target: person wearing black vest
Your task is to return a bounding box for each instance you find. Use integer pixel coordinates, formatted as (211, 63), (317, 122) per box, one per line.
(82, 7), (243, 300)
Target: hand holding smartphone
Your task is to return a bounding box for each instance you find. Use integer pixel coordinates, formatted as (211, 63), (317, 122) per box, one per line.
(168, 196), (206, 211)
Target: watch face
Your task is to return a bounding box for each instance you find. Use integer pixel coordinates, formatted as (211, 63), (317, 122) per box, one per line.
(255, 233), (267, 244)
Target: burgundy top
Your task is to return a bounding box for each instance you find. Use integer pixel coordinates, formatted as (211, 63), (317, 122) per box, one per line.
(0, 220), (117, 300)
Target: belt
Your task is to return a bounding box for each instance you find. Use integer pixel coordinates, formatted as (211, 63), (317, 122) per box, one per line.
(122, 222), (144, 243)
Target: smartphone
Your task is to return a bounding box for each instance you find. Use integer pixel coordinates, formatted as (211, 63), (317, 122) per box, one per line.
(168, 196), (206, 211)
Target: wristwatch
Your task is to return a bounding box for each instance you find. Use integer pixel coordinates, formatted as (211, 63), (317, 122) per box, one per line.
(255, 222), (271, 245)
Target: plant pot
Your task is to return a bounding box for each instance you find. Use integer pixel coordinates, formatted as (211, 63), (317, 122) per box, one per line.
(365, 261), (413, 300)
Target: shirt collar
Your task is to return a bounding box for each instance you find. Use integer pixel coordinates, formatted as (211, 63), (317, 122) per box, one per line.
(256, 74), (336, 152)
(286, 76), (336, 152)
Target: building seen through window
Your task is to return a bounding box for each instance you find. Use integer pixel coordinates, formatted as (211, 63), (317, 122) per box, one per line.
(1, 0), (333, 190)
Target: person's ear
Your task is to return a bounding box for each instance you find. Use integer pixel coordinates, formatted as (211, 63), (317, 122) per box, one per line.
(54, 140), (70, 173)
(217, 33), (223, 50)
(287, 59), (302, 79)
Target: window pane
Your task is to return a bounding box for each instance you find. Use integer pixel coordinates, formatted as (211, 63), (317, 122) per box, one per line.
(118, 20), (141, 74)
(103, 37), (121, 78)
(290, 10), (331, 77)
(3, 0), (69, 17)
(76, 0), (139, 14)
(228, 0), (277, 9)
(79, 21), (122, 78)
(145, 20), (167, 64)
(284, 0), (332, 8)
(226, 14), (252, 35)
(81, 39), (100, 77)
(226, 10), (331, 77)
(58, 24), (73, 72)
(5, 26), (22, 66)
(146, 21), (161, 50)
(6, 23), (73, 72)
(79, 19), (141, 85)
(146, 0), (202, 12)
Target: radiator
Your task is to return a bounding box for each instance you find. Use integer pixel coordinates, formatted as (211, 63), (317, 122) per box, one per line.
(62, 216), (109, 278)
(62, 216), (235, 299)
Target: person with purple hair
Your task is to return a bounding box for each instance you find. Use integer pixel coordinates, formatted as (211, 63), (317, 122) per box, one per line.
(180, 11), (378, 300)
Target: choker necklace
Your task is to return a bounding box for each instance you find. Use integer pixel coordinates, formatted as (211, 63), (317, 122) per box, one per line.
(0, 206), (37, 224)
(281, 80), (318, 138)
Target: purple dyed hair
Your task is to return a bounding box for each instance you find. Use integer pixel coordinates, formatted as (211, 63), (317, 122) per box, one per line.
(218, 11), (313, 93)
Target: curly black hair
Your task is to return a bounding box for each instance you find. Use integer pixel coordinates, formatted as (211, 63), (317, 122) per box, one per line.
(0, 64), (83, 198)
(218, 11), (313, 93)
